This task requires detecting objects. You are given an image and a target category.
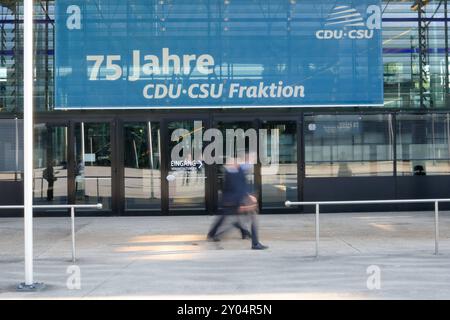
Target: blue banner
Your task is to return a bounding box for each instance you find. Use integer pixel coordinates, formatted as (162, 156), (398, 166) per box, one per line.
(55, 0), (383, 109)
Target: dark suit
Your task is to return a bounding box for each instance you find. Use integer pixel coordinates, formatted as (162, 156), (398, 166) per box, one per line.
(207, 166), (250, 239)
(221, 166), (249, 208)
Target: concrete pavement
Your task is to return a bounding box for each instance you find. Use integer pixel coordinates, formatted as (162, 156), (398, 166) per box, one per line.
(0, 211), (449, 299)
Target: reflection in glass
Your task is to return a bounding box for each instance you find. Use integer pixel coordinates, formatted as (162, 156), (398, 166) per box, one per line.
(382, 2), (448, 109)
(261, 121), (297, 208)
(305, 115), (394, 177)
(124, 122), (161, 210)
(74, 122), (111, 209)
(168, 121), (205, 210)
(0, 119), (23, 181)
(397, 114), (450, 176)
(34, 124), (68, 204)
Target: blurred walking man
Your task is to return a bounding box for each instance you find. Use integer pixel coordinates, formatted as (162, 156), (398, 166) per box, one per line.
(207, 154), (268, 250)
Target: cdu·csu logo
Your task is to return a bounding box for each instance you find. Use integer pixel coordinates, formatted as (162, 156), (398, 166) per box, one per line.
(316, 4), (381, 40)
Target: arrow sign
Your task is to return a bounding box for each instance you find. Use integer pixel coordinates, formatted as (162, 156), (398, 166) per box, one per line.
(170, 160), (204, 171)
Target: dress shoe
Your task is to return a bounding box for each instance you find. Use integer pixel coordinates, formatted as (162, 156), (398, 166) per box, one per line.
(206, 235), (221, 242)
(252, 243), (268, 250)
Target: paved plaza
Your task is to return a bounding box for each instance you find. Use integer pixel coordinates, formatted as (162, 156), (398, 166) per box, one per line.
(0, 211), (450, 299)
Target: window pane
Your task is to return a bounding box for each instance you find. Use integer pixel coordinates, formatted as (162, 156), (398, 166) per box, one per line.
(0, 119), (22, 181)
(261, 121), (297, 208)
(215, 121), (255, 210)
(124, 122), (161, 211)
(34, 124), (68, 204)
(397, 113), (450, 176)
(74, 122), (112, 210)
(305, 114), (394, 177)
(168, 120), (206, 210)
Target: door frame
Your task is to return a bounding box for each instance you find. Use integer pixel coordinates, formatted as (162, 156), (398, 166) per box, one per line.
(257, 115), (304, 213)
(162, 114), (212, 215)
(34, 114), (116, 215)
(33, 119), (70, 215)
(118, 118), (165, 216)
(71, 118), (117, 214)
(211, 113), (303, 214)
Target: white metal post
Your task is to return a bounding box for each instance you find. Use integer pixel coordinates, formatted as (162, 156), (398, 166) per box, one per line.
(22, 0), (37, 289)
(148, 122), (155, 198)
(435, 201), (439, 255)
(15, 117), (19, 181)
(81, 122), (85, 164)
(71, 207), (76, 262)
(315, 203), (320, 257)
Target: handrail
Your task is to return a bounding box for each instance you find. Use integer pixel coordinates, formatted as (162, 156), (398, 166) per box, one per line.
(285, 199), (450, 257)
(0, 204), (102, 210)
(0, 204), (103, 262)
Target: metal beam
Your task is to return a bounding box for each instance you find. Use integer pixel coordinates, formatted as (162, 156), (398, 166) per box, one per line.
(445, 0), (449, 107)
(416, 0), (431, 108)
(0, 0), (17, 12)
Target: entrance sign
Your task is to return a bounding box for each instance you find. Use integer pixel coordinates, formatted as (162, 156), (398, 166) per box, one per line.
(55, 0), (383, 109)
(171, 160), (204, 171)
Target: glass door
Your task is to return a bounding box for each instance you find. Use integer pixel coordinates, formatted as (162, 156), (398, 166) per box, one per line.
(214, 120), (257, 211)
(34, 123), (69, 206)
(212, 118), (300, 211)
(74, 122), (112, 210)
(166, 120), (207, 212)
(123, 122), (162, 212)
(260, 121), (298, 208)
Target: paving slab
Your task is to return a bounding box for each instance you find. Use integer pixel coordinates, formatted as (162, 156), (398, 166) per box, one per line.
(0, 212), (449, 299)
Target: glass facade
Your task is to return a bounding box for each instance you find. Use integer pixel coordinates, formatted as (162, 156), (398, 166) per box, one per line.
(0, 1), (448, 113)
(0, 1), (450, 213)
(382, 1), (449, 109)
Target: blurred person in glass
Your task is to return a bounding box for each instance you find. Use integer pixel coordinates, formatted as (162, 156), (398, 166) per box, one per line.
(43, 160), (58, 201)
